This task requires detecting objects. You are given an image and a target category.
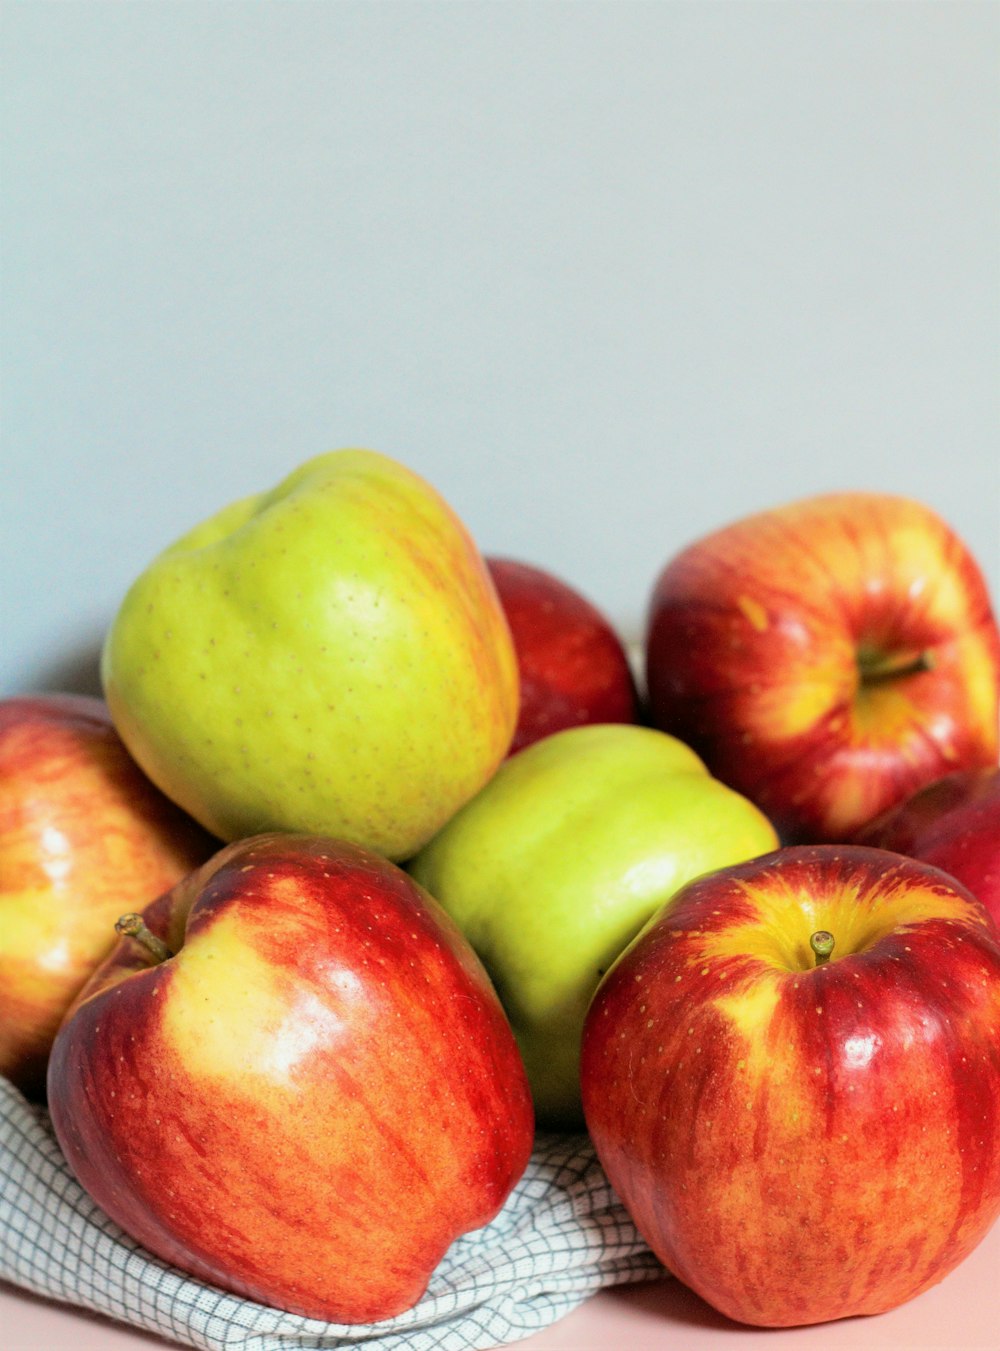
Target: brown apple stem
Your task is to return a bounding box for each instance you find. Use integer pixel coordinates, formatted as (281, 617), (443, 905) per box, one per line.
(810, 930), (835, 966)
(116, 913), (173, 964)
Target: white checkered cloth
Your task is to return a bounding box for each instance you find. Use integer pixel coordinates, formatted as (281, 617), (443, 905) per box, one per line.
(0, 1076), (664, 1350)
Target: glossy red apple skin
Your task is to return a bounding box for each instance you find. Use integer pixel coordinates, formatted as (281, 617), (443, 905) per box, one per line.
(581, 844), (1000, 1328)
(0, 694), (216, 1098)
(486, 557), (638, 755)
(854, 767), (1000, 928)
(47, 833), (535, 1323)
(645, 493), (1000, 842)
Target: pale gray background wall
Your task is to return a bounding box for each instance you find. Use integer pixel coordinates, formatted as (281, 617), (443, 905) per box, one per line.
(3, 1), (998, 696)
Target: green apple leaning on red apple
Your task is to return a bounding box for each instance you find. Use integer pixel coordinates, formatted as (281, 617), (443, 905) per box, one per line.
(47, 833), (534, 1323)
(409, 723), (778, 1126)
(101, 449), (519, 861)
(581, 845), (1000, 1327)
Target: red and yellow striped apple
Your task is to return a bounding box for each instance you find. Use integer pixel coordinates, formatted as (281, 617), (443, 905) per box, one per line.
(486, 557), (638, 754)
(0, 694), (215, 1099)
(46, 832), (534, 1323)
(581, 845), (1000, 1327)
(855, 767), (1000, 928)
(645, 493), (1000, 842)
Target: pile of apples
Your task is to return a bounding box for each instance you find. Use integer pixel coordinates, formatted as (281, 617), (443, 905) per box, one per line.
(2, 449), (999, 1330)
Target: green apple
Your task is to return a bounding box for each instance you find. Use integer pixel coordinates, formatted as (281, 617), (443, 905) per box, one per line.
(101, 450), (519, 861)
(409, 722), (779, 1126)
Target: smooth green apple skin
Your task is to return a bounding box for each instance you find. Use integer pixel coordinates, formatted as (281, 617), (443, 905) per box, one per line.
(101, 450), (519, 861)
(409, 723), (779, 1126)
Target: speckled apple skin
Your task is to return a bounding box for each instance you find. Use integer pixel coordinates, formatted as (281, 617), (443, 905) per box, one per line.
(581, 845), (1000, 1327)
(645, 492), (1000, 843)
(47, 833), (534, 1324)
(101, 450), (519, 860)
(0, 694), (215, 1098)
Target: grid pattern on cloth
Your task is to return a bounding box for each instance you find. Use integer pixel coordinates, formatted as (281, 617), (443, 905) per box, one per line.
(0, 1077), (664, 1351)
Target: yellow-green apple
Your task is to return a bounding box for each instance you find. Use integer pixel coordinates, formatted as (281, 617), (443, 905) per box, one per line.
(46, 832), (534, 1323)
(101, 449), (519, 861)
(645, 492), (1000, 843)
(485, 557), (639, 754)
(409, 723), (777, 1127)
(0, 693), (215, 1099)
(581, 844), (1000, 1327)
(854, 767), (1000, 928)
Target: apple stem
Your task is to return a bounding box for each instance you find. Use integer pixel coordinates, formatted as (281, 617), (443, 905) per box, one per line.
(858, 648), (933, 685)
(810, 930), (835, 966)
(116, 913), (173, 964)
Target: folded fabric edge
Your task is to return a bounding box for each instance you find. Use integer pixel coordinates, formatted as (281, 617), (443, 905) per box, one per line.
(1, 1078), (666, 1351)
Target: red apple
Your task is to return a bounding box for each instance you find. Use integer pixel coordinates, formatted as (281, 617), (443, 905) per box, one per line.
(645, 492), (1000, 842)
(46, 833), (535, 1323)
(854, 766), (1000, 927)
(0, 693), (216, 1099)
(581, 844), (1000, 1327)
(486, 557), (638, 755)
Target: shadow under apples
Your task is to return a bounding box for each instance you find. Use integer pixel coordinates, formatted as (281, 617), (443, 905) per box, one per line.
(602, 1277), (742, 1331)
(603, 1276), (889, 1338)
(26, 635), (104, 699)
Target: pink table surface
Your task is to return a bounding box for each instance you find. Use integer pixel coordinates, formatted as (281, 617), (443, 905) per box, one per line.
(3, 1214), (998, 1351)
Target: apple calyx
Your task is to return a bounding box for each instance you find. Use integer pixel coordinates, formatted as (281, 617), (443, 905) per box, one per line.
(115, 912), (173, 964)
(809, 930), (835, 966)
(856, 646), (934, 687)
